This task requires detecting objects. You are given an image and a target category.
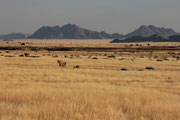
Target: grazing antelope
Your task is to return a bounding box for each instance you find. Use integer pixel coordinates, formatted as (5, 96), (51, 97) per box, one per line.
(57, 60), (67, 67)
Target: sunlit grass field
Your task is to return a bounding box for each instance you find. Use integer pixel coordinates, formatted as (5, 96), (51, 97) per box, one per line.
(0, 41), (179, 120)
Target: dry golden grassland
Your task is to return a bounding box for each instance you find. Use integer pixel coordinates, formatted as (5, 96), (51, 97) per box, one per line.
(0, 41), (180, 120)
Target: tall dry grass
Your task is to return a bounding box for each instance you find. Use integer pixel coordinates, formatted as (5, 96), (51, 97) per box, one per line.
(0, 43), (179, 120)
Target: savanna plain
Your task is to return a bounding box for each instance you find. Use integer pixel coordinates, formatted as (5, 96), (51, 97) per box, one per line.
(0, 40), (180, 120)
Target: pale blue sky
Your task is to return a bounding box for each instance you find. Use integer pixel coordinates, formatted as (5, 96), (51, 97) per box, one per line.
(0, 0), (179, 34)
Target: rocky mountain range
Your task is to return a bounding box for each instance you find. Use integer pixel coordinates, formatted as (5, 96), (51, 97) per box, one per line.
(124, 25), (177, 38)
(0, 33), (28, 40)
(1, 24), (178, 40)
(28, 24), (124, 39)
(28, 24), (178, 39)
(110, 34), (180, 43)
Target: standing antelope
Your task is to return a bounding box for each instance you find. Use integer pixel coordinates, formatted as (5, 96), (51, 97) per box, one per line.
(57, 60), (67, 67)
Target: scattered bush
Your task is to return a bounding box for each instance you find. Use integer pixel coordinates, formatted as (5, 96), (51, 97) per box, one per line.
(24, 53), (30, 57)
(157, 59), (163, 62)
(92, 57), (98, 59)
(5, 55), (15, 57)
(121, 68), (128, 71)
(52, 55), (58, 58)
(73, 65), (80, 69)
(19, 54), (24, 57)
(64, 55), (68, 58)
(114, 51), (117, 54)
(173, 56), (176, 58)
(145, 67), (155, 70)
(119, 58), (126, 60)
(166, 77), (174, 83)
(130, 44), (133, 47)
(20, 43), (25, 45)
(162, 57), (169, 61)
(29, 56), (40, 58)
(108, 55), (116, 58)
(176, 56), (180, 60)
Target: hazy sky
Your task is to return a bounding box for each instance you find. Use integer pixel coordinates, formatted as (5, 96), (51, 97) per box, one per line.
(0, 0), (179, 34)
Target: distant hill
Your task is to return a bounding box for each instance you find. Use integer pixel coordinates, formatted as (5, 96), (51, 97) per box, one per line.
(28, 24), (124, 39)
(0, 33), (27, 39)
(110, 34), (180, 43)
(125, 25), (178, 38)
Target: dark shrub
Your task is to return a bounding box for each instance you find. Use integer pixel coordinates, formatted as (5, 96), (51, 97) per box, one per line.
(21, 43), (25, 45)
(145, 67), (155, 70)
(53, 55), (58, 58)
(121, 68), (128, 71)
(19, 54), (24, 57)
(92, 57), (98, 59)
(73, 65), (80, 69)
(108, 55), (116, 58)
(157, 59), (163, 62)
(24, 53), (30, 57)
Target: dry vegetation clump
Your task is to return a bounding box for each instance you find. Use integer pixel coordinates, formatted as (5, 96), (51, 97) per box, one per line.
(4, 55), (16, 57)
(121, 68), (128, 71)
(119, 58), (126, 60)
(108, 55), (116, 58)
(162, 57), (169, 61)
(24, 53), (30, 57)
(64, 55), (68, 58)
(52, 55), (58, 58)
(147, 43), (150, 46)
(176, 56), (180, 60)
(157, 59), (163, 62)
(73, 65), (80, 69)
(19, 54), (24, 57)
(145, 67), (155, 70)
(20, 42), (26, 45)
(92, 57), (98, 59)
(139, 56), (144, 58)
(129, 44), (133, 47)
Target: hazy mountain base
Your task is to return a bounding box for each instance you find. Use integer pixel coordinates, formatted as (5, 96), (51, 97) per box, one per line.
(0, 33), (27, 39)
(110, 35), (180, 43)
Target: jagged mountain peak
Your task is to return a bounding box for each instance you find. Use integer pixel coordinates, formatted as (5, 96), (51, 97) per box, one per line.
(125, 25), (177, 38)
(28, 24), (123, 39)
(61, 24), (79, 29)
